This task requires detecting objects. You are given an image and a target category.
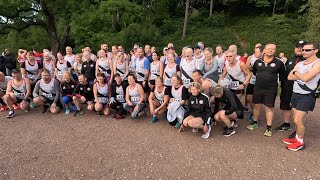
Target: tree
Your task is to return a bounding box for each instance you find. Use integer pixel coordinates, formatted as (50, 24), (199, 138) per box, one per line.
(302, 0), (320, 42)
(182, 0), (190, 39)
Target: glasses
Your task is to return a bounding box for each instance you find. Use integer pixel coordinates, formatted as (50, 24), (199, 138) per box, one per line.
(302, 49), (316, 52)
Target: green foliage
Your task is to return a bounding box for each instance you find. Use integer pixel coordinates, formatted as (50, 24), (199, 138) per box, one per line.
(302, 0), (320, 42)
(204, 12), (229, 27)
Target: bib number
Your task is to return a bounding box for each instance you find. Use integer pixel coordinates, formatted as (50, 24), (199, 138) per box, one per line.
(15, 93), (25, 99)
(230, 81), (240, 89)
(98, 97), (108, 104)
(218, 67), (222, 73)
(116, 95), (124, 102)
(43, 93), (53, 99)
(159, 100), (164, 104)
(174, 98), (181, 102)
(183, 78), (191, 85)
(58, 71), (63, 76)
(151, 69), (158, 74)
(131, 97), (140, 103)
(27, 74), (36, 80)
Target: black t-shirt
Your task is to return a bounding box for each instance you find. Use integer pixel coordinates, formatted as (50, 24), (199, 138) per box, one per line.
(72, 83), (94, 101)
(253, 57), (286, 94)
(81, 61), (96, 81)
(214, 88), (243, 115)
(60, 80), (77, 96)
(281, 56), (305, 91)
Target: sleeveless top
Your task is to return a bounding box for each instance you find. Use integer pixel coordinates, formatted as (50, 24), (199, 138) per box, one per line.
(97, 58), (111, 77)
(213, 54), (225, 74)
(249, 55), (260, 85)
(180, 58), (196, 88)
(293, 59), (320, 94)
(154, 86), (166, 104)
(150, 61), (161, 81)
(128, 84), (140, 105)
(25, 60), (39, 80)
(135, 57), (148, 82)
(97, 83), (109, 104)
(171, 85), (183, 102)
(43, 60), (55, 77)
(11, 78), (26, 100)
(225, 60), (246, 90)
(116, 61), (127, 80)
(164, 63), (178, 86)
(56, 60), (69, 79)
(64, 54), (75, 65)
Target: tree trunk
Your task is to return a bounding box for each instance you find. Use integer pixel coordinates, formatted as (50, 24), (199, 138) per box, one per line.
(272, 0), (277, 15)
(209, 0), (213, 17)
(182, 0), (190, 39)
(47, 14), (59, 56)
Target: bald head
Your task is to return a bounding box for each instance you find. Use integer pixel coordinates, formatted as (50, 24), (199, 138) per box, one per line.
(228, 45), (238, 54)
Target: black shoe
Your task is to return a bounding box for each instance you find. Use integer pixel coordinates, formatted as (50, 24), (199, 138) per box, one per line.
(74, 110), (84, 117)
(275, 123), (292, 131)
(97, 111), (103, 116)
(288, 131), (296, 139)
(223, 128), (236, 137)
(6, 110), (15, 118)
(42, 105), (50, 114)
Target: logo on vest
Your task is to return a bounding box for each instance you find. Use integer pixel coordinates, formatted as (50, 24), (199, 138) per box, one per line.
(270, 63), (276, 67)
(199, 100), (203, 104)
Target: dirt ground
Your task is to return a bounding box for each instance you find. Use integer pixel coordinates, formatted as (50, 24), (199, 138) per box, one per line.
(0, 98), (319, 180)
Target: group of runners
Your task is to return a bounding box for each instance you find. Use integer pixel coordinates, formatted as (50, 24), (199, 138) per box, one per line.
(0, 41), (319, 151)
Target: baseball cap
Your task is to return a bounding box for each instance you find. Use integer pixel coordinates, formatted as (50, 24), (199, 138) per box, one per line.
(194, 45), (201, 49)
(295, 40), (307, 48)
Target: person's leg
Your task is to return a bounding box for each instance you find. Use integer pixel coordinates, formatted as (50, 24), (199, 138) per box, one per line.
(218, 110), (236, 128)
(87, 101), (94, 111)
(187, 117), (204, 129)
(123, 103), (133, 113)
(50, 106), (60, 114)
(103, 105), (110, 115)
(149, 99), (156, 115)
(20, 100), (29, 110)
(33, 96), (45, 107)
(73, 96), (81, 111)
(265, 106), (274, 127)
(253, 104), (261, 122)
(294, 110), (307, 140)
(3, 93), (16, 110)
(95, 102), (103, 112)
(282, 110), (291, 124)
(182, 115), (195, 127)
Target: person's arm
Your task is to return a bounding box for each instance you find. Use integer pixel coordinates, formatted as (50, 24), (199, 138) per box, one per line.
(278, 60), (286, 82)
(124, 61), (129, 78)
(93, 83), (99, 103)
(125, 86), (131, 104)
(36, 63), (42, 80)
(148, 89), (155, 104)
(24, 78), (31, 100)
(144, 59), (150, 82)
(291, 61), (320, 82)
(53, 80), (60, 104)
(5, 80), (13, 95)
(240, 62), (252, 86)
(95, 60), (99, 78)
(202, 60), (218, 79)
(32, 80), (41, 98)
(203, 95), (212, 125)
(180, 86), (188, 106)
(252, 61), (258, 76)
(81, 63), (85, 75)
(67, 61), (72, 75)
(72, 84), (80, 96)
(159, 61), (164, 78)
(137, 84), (145, 105)
(218, 67), (227, 83)
(20, 62), (27, 78)
(246, 56), (252, 70)
(183, 98), (192, 121)
(158, 88), (170, 110)
(109, 59), (114, 83)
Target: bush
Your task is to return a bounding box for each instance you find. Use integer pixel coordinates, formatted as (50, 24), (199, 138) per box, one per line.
(204, 12), (229, 27)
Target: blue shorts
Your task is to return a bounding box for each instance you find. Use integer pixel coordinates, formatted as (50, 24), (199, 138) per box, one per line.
(290, 93), (316, 112)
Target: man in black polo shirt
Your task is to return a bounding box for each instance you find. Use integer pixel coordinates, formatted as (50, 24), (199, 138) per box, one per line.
(247, 43), (286, 137)
(276, 41), (306, 132)
(81, 51), (96, 83)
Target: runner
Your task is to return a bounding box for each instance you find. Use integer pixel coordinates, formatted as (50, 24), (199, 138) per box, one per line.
(73, 53), (83, 80)
(167, 75), (188, 128)
(192, 70), (217, 97)
(245, 46), (264, 121)
(277, 41), (306, 132)
(64, 46), (77, 80)
(219, 50), (251, 96)
(109, 73), (127, 119)
(93, 73), (110, 116)
(96, 50), (113, 84)
(0, 72), (13, 111)
(212, 85), (244, 137)
(72, 74), (94, 117)
(180, 48), (197, 88)
(2, 70), (31, 118)
(123, 74), (146, 118)
(213, 45), (225, 76)
(60, 72), (77, 114)
(163, 53), (180, 89)
(134, 48), (150, 101)
(202, 47), (219, 83)
(148, 52), (164, 90)
(179, 82), (212, 139)
(247, 43), (286, 137)
(149, 77), (170, 123)
(81, 51), (96, 83)
(55, 52), (72, 83)
(20, 51), (42, 91)
(194, 45), (205, 71)
(42, 52), (55, 77)
(31, 70), (62, 114)
(113, 52), (129, 85)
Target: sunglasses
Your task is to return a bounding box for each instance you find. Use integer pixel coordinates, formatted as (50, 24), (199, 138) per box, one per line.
(226, 56), (233, 57)
(302, 49), (315, 52)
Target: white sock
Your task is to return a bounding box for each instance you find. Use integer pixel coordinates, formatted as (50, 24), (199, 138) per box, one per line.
(295, 134), (304, 143)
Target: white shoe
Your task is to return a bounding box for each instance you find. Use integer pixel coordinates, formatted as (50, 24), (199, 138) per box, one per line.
(202, 126), (211, 139)
(192, 128), (199, 133)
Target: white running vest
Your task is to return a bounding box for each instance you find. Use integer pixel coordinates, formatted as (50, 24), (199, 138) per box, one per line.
(180, 58), (196, 88)
(225, 60), (246, 90)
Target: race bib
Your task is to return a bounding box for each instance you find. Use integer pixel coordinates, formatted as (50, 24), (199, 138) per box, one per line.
(116, 95), (124, 101)
(159, 100), (164, 104)
(165, 78), (171, 84)
(137, 68), (143, 73)
(58, 71), (63, 76)
(27, 74), (36, 80)
(131, 97), (140, 102)
(98, 97), (108, 104)
(174, 98), (181, 102)
(151, 69), (158, 74)
(250, 75), (256, 84)
(15, 93), (25, 99)
(43, 93), (53, 98)
(218, 67), (222, 73)
(182, 78), (191, 85)
(230, 81), (240, 89)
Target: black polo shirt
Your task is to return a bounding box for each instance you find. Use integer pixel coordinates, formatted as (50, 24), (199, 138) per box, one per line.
(252, 57), (286, 94)
(81, 60), (96, 82)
